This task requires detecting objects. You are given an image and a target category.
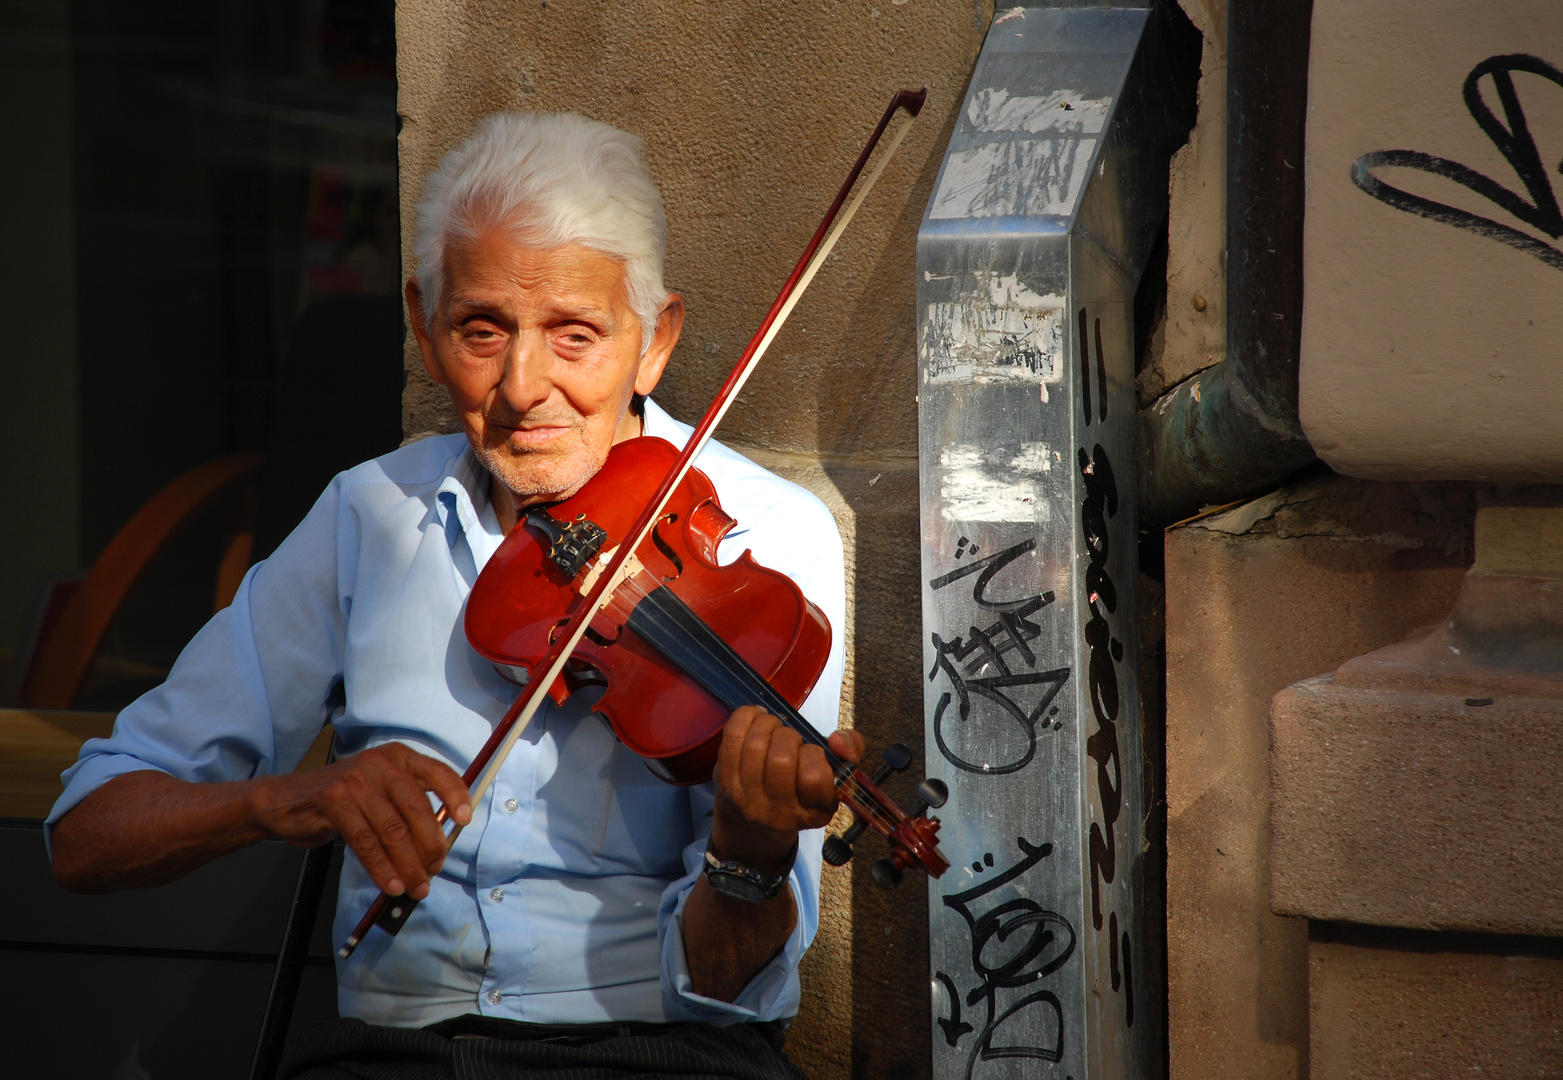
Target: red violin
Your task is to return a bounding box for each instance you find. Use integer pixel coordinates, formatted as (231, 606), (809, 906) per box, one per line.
(467, 434), (950, 878)
(341, 87), (943, 958)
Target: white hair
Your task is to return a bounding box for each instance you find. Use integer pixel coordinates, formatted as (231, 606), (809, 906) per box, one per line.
(412, 112), (669, 352)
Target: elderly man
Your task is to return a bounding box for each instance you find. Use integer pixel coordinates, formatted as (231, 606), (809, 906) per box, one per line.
(48, 112), (857, 1080)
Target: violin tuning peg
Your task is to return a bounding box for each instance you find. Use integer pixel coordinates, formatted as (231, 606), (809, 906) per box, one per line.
(918, 778), (949, 810)
(870, 857), (904, 889)
(825, 811), (869, 867)
(822, 836), (855, 867)
(904, 778), (949, 818)
(871, 742), (913, 785)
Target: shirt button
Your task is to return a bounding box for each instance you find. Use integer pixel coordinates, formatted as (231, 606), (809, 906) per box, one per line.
(504, 798), (519, 814)
(489, 887), (504, 903)
(486, 990), (502, 1005)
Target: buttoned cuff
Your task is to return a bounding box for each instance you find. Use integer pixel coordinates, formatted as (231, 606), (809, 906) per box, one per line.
(657, 872), (807, 1025)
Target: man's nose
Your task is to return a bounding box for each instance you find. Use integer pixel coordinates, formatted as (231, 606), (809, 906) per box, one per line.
(497, 329), (554, 414)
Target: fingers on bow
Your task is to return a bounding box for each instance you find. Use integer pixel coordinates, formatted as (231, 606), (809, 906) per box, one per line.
(322, 744), (471, 900)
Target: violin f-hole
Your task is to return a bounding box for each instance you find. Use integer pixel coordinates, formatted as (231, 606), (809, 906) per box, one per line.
(553, 613), (623, 648)
(651, 513), (684, 581)
(584, 623), (622, 647)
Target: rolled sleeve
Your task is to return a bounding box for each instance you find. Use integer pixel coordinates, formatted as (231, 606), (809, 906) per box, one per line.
(45, 477), (353, 853)
(657, 818), (826, 1025)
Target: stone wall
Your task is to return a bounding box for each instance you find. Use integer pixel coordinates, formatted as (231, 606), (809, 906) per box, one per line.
(1299, 0), (1563, 480)
(1266, 493), (1563, 1077)
(393, 4), (994, 1076)
(1163, 474), (1473, 1080)
(1308, 924), (1563, 1079)
(1138, 0), (1225, 405)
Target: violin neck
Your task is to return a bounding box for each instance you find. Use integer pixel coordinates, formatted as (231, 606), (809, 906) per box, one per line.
(622, 583), (844, 770)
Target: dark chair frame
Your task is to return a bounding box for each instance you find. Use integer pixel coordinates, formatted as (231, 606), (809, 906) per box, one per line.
(249, 839), (338, 1080)
(250, 726), (340, 1080)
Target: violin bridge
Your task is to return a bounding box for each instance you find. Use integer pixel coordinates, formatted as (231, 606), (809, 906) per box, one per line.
(579, 547), (646, 607)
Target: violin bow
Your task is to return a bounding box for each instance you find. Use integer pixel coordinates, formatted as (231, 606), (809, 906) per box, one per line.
(341, 87), (927, 958)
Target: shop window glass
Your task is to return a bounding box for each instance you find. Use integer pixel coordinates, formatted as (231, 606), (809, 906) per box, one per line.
(0, 0), (403, 727)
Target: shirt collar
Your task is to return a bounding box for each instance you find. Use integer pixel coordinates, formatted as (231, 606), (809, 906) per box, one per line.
(434, 444), (502, 562)
(640, 397), (687, 448)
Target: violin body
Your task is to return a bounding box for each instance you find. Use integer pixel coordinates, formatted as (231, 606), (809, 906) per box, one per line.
(466, 436), (833, 784)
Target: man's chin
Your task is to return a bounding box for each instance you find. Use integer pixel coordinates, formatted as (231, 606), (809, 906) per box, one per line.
(475, 444), (601, 504)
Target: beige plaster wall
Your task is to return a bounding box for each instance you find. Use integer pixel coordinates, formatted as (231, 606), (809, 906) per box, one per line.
(1299, 0), (1563, 482)
(394, 3), (994, 1076)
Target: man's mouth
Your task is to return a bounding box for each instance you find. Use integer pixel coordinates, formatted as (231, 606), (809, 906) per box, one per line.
(513, 424), (569, 439)
(485, 409), (580, 451)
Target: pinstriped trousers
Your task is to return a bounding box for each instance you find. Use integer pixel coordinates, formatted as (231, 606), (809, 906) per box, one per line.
(283, 1016), (810, 1080)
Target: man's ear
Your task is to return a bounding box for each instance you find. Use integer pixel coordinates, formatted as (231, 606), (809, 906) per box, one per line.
(406, 279), (446, 386)
(634, 293), (685, 397)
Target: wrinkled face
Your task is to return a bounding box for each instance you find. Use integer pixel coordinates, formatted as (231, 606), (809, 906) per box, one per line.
(409, 233), (681, 513)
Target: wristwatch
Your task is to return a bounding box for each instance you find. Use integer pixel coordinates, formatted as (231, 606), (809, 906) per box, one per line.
(702, 841), (797, 903)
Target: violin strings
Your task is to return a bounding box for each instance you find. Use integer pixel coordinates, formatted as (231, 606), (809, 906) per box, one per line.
(607, 572), (905, 839)
(838, 774), (902, 835)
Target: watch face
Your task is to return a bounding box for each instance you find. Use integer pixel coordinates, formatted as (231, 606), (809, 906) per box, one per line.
(705, 868), (774, 904)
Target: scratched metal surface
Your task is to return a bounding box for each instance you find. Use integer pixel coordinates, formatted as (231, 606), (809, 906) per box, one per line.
(916, 7), (1168, 1078)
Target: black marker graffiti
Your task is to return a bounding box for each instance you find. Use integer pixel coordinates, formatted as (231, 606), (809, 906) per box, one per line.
(928, 539), (1071, 774)
(936, 837), (1076, 1080)
(1108, 911), (1135, 1030)
(1077, 309), (1108, 427)
(1079, 442), (1122, 936)
(1077, 306), (1133, 1030)
(935, 971), (974, 1046)
(1353, 53), (1563, 272)
(928, 538), (1033, 605)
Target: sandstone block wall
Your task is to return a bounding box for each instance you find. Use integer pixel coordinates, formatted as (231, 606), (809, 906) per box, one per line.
(1308, 924), (1563, 1080)
(1164, 475), (1472, 1080)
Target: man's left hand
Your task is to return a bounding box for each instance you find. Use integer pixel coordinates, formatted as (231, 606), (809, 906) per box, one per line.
(708, 706), (865, 875)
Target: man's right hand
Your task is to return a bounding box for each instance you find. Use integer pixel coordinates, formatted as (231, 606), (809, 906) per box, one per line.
(251, 743), (472, 899)
(51, 743), (471, 899)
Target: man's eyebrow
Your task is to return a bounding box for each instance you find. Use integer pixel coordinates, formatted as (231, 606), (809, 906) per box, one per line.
(546, 299), (617, 324)
(448, 297), (618, 325)
(448, 297), (503, 316)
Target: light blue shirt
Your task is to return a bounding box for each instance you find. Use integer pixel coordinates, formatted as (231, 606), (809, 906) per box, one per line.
(47, 399), (846, 1029)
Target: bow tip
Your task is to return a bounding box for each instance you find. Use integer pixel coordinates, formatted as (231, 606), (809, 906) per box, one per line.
(895, 87), (928, 117)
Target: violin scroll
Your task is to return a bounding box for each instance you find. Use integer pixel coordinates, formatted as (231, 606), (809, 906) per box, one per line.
(823, 742), (950, 888)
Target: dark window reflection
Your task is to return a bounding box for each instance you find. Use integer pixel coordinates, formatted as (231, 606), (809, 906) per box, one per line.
(1, 0), (404, 712)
